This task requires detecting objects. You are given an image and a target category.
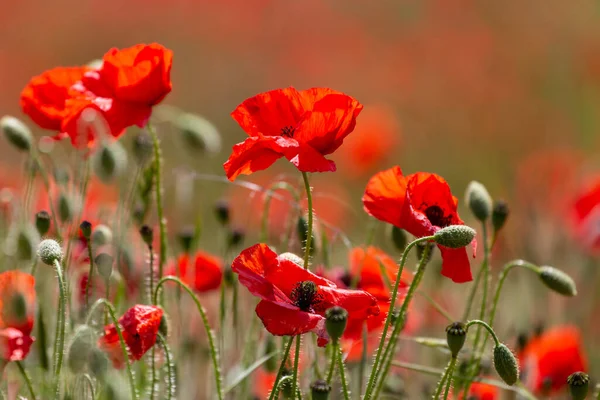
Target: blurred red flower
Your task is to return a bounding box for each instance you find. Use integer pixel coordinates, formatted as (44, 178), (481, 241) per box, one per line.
(519, 325), (587, 394)
(459, 381), (498, 400)
(98, 304), (163, 368)
(166, 251), (223, 293)
(224, 87), (363, 180)
(571, 176), (600, 252)
(0, 328), (34, 363)
(363, 166), (475, 283)
(231, 243), (379, 346)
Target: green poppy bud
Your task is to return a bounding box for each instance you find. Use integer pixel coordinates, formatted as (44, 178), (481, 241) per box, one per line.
(265, 335), (278, 373)
(310, 379), (331, 400)
(391, 226), (407, 251)
(158, 313), (169, 337)
(91, 224), (113, 246)
(325, 306), (348, 343)
(465, 181), (492, 222)
(177, 226), (194, 254)
(567, 371), (589, 400)
(57, 193), (73, 223)
(89, 348), (109, 380)
(92, 141), (127, 183)
(227, 228), (245, 248)
(492, 200), (509, 233)
(214, 199), (230, 225)
(139, 225), (153, 247)
(67, 326), (95, 373)
(538, 266), (577, 296)
(445, 322), (467, 357)
(95, 253), (114, 281)
(434, 225), (476, 249)
(493, 343), (519, 386)
(80, 220), (92, 240)
(176, 113), (222, 154)
(1, 115), (32, 152)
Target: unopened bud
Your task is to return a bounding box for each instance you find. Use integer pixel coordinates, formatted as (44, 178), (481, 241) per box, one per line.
(95, 253), (113, 280)
(310, 379), (331, 400)
(492, 200), (509, 233)
(177, 227), (194, 254)
(92, 141), (127, 183)
(391, 226), (407, 251)
(538, 266), (577, 296)
(35, 211), (51, 236)
(1, 116), (32, 152)
(67, 325), (95, 373)
(445, 322), (467, 357)
(325, 306), (348, 343)
(567, 371), (589, 400)
(91, 225), (112, 246)
(38, 239), (63, 265)
(80, 220), (92, 240)
(176, 113), (222, 154)
(214, 199), (230, 225)
(493, 343), (519, 386)
(279, 252), (304, 266)
(132, 132), (153, 165)
(53, 167), (70, 185)
(434, 225), (476, 249)
(139, 225), (153, 247)
(57, 193), (73, 223)
(227, 228), (244, 248)
(465, 181), (492, 222)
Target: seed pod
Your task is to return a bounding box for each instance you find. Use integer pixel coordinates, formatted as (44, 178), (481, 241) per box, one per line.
(434, 225), (476, 249)
(227, 228), (245, 248)
(325, 306), (348, 343)
(89, 348), (109, 380)
(95, 253), (114, 281)
(214, 199), (230, 225)
(91, 224), (113, 246)
(80, 220), (92, 240)
(465, 181), (492, 222)
(310, 379), (331, 400)
(445, 322), (467, 357)
(158, 313), (169, 337)
(493, 343), (519, 386)
(139, 225), (153, 247)
(567, 371), (589, 400)
(538, 266), (577, 296)
(67, 326), (95, 373)
(177, 226), (194, 254)
(1, 115), (32, 152)
(57, 193), (73, 223)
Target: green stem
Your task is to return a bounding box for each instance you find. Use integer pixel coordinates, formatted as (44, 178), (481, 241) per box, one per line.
(336, 346), (351, 400)
(268, 337), (295, 400)
(442, 358), (457, 400)
(418, 290), (454, 322)
(82, 374), (95, 399)
(158, 334), (175, 400)
(364, 236), (434, 400)
(291, 335), (301, 399)
(301, 172), (313, 270)
(52, 259), (67, 400)
(148, 244), (155, 305)
(16, 361), (36, 400)
(150, 346), (158, 400)
(30, 152), (61, 238)
(432, 360), (451, 400)
(84, 237), (94, 312)
(326, 342), (338, 384)
(154, 277), (223, 400)
(465, 320), (500, 346)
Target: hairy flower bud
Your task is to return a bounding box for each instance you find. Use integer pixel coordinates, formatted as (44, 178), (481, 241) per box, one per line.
(35, 211), (51, 236)
(310, 379), (331, 400)
(465, 181), (492, 222)
(92, 225), (113, 246)
(1, 115), (32, 152)
(325, 306), (348, 343)
(492, 200), (509, 233)
(227, 228), (245, 248)
(493, 344), (519, 386)
(95, 253), (114, 281)
(176, 113), (222, 154)
(391, 226), (407, 251)
(434, 225), (476, 249)
(92, 141), (127, 183)
(567, 371), (589, 400)
(538, 266), (577, 296)
(89, 348), (109, 380)
(445, 322), (467, 357)
(265, 335), (278, 373)
(158, 313), (169, 337)
(38, 239), (63, 265)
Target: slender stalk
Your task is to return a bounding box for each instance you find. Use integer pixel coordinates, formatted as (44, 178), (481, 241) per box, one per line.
(461, 229), (487, 321)
(158, 334), (175, 400)
(465, 320), (500, 346)
(432, 359), (451, 400)
(268, 337), (295, 400)
(364, 236), (434, 400)
(466, 224), (490, 355)
(52, 259), (67, 399)
(301, 172), (313, 270)
(84, 237), (95, 312)
(154, 277), (223, 400)
(150, 346), (158, 400)
(326, 342), (338, 384)
(336, 346), (351, 400)
(418, 291), (454, 322)
(291, 336), (301, 400)
(442, 358), (457, 400)
(16, 361), (36, 400)
(30, 152), (61, 237)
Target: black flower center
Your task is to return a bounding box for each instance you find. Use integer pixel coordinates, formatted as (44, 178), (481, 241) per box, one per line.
(290, 280), (323, 312)
(281, 126), (295, 138)
(424, 205), (453, 228)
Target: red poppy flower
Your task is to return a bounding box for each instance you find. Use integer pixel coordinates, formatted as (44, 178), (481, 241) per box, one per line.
(571, 176), (600, 252)
(0, 271), (36, 336)
(98, 304), (163, 368)
(224, 87), (363, 181)
(165, 251), (223, 293)
(0, 328), (34, 362)
(519, 325), (587, 394)
(459, 381), (498, 400)
(231, 244), (379, 346)
(363, 166), (475, 283)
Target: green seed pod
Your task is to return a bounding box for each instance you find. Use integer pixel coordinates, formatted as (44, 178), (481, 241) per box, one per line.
(92, 141), (127, 183)
(1, 115), (32, 152)
(445, 322), (467, 357)
(325, 306), (348, 343)
(310, 379), (331, 400)
(434, 225), (476, 249)
(177, 226), (194, 254)
(391, 226), (407, 251)
(14, 226), (40, 261)
(493, 343), (519, 386)
(35, 211), (51, 236)
(227, 228), (244, 248)
(214, 199), (230, 226)
(465, 181), (492, 222)
(95, 253), (114, 281)
(538, 266), (577, 296)
(176, 113), (222, 154)
(80, 220), (92, 240)
(567, 371), (589, 400)
(91, 224), (113, 247)
(492, 200), (509, 233)
(158, 313), (169, 337)
(67, 326), (95, 373)
(37, 239), (63, 265)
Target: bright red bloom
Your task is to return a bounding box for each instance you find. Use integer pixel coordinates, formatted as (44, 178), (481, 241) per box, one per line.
(459, 381), (498, 400)
(0, 271), (36, 336)
(231, 244), (379, 345)
(98, 304), (163, 368)
(166, 251), (223, 293)
(519, 325), (587, 394)
(363, 166), (475, 283)
(224, 87), (363, 180)
(0, 328), (34, 362)
(571, 176), (600, 252)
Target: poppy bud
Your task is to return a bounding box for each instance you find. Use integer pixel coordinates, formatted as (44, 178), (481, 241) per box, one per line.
(80, 220), (92, 240)
(325, 306), (348, 343)
(465, 181), (492, 222)
(7, 226), (40, 262)
(416, 242), (435, 265)
(537, 266), (577, 296)
(35, 211), (51, 236)
(1, 115), (32, 152)
(176, 113), (222, 154)
(158, 313), (169, 337)
(95, 253), (114, 281)
(177, 227), (194, 254)
(492, 200), (509, 233)
(310, 379), (331, 400)
(265, 335), (278, 373)
(139, 225), (153, 247)
(92, 141), (127, 184)
(214, 199), (230, 225)
(297, 215), (316, 256)
(67, 325), (95, 373)
(132, 132), (154, 165)
(279, 252), (304, 266)
(38, 239), (63, 265)
(567, 371), (589, 400)
(391, 226), (407, 251)
(434, 225), (476, 249)
(227, 228), (245, 248)
(445, 322), (467, 357)
(57, 193), (73, 223)
(92, 224), (113, 247)
(493, 343), (519, 386)
(89, 348), (109, 380)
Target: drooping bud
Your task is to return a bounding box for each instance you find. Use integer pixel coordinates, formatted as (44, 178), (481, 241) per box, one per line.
(391, 226), (407, 251)
(37, 239), (63, 265)
(465, 181), (492, 222)
(80, 220), (92, 240)
(57, 193), (73, 223)
(91, 225), (113, 247)
(227, 228), (245, 248)
(567, 371), (589, 400)
(493, 344), (519, 386)
(279, 252), (304, 266)
(492, 200), (509, 233)
(445, 322), (467, 357)
(434, 225), (476, 249)
(297, 215), (316, 256)
(1, 116), (32, 152)
(310, 379), (331, 400)
(92, 141), (127, 183)
(325, 306), (348, 343)
(67, 325), (95, 373)
(95, 253), (114, 281)
(132, 131), (153, 165)
(176, 113), (222, 154)
(177, 226), (194, 254)
(35, 211), (51, 236)
(538, 266), (577, 296)
(214, 199), (230, 225)
(139, 225), (153, 247)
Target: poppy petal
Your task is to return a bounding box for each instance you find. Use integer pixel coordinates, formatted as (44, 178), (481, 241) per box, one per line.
(362, 166), (407, 226)
(0, 271), (36, 336)
(286, 144), (337, 173)
(438, 246), (473, 283)
(318, 286), (380, 321)
(255, 300), (328, 344)
(0, 328), (34, 362)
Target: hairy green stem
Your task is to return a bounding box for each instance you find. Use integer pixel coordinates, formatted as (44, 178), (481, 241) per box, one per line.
(337, 346), (351, 400)
(158, 334), (175, 400)
(52, 259), (67, 399)
(291, 336), (301, 399)
(16, 361), (36, 400)
(442, 358), (457, 400)
(84, 237), (94, 313)
(465, 320), (500, 346)
(268, 337), (295, 400)
(301, 172), (313, 270)
(326, 342), (338, 384)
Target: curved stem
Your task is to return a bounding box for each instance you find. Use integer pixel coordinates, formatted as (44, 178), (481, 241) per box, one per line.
(432, 359), (452, 400)
(154, 277), (223, 400)
(336, 346), (351, 400)
(465, 320), (500, 347)
(442, 357), (457, 400)
(301, 172), (313, 270)
(52, 259), (67, 400)
(268, 337), (295, 400)
(15, 361), (36, 400)
(364, 236), (434, 400)
(326, 342), (338, 384)
(84, 238), (94, 313)
(158, 334), (175, 400)
(291, 335), (301, 399)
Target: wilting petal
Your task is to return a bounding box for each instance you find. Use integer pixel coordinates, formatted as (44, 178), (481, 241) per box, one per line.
(438, 246), (473, 283)
(363, 166), (408, 227)
(255, 300), (328, 344)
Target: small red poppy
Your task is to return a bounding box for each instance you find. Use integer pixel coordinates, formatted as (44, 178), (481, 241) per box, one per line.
(231, 244), (379, 346)
(224, 87), (363, 181)
(0, 328), (34, 362)
(0, 271), (36, 336)
(98, 304), (163, 368)
(363, 166), (475, 283)
(165, 251), (223, 293)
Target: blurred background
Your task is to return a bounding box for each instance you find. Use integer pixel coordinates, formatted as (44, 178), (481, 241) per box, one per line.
(2, 0), (600, 397)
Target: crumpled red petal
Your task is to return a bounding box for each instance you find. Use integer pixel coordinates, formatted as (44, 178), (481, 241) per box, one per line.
(255, 300), (328, 344)
(362, 166), (407, 227)
(438, 246), (473, 283)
